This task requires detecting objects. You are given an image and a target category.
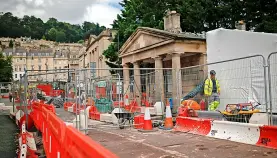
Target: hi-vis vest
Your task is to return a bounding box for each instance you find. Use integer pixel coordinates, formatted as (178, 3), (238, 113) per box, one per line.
(204, 78), (220, 96)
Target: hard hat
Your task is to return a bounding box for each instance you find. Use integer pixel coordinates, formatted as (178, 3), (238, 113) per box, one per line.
(210, 70), (216, 75)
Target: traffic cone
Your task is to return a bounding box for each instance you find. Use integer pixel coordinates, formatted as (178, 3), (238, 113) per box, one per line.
(164, 100), (173, 129)
(138, 101), (157, 132)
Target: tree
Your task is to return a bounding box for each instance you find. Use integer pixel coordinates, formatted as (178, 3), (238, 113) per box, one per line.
(47, 28), (57, 41)
(0, 52), (13, 82)
(0, 13), (106, 43)
(9, 40), (13, 48)
(56, 31), (66, 42)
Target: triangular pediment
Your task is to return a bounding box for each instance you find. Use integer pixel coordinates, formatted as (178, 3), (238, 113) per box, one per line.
(120, 28), (174, 56)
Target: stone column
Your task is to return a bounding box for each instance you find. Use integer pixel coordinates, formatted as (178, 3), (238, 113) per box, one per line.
(133, 62), (141, 104)
(172, 53), (181, 114)
(199, 53), (208, 80)
(154, 56), (165, 104)
(123, 64), (130, 98)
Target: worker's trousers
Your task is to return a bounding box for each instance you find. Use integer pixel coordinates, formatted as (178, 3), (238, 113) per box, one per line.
(208, 93), (220, 111)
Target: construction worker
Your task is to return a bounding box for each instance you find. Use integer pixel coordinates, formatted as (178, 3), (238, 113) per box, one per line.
(204, 70), (220, 111)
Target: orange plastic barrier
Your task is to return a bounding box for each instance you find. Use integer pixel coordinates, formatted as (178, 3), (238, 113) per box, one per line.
(63, 126), (118, 158)
(29, 101), (118, 158)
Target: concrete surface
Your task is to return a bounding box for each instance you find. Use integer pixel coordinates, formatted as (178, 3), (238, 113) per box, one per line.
(87, 120), (277, 158)
(55, 107), (277, 158)
(55, 107), (76, 123)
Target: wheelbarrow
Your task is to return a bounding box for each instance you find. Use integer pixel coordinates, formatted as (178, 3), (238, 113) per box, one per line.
(112, 107), (134, 129)
(220, 103), (260, 123)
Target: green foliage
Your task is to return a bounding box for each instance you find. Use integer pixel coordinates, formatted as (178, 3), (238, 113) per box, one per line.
(47, 28), (57, 41)
(104, 0), (277, 68)
(0, 52), (13, 82)
(55, 31), (66, 42)
(0, 12), (106, 43)
(8, 40), (13, 48)
(42, 35), (46, 40)
(77, 40), (84, 44)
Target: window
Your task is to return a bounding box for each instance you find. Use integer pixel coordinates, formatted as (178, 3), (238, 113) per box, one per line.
(15, 67), (17, 71)
(23, 52), (26, 56)
(20, 57), (22, 60)
(20, 74), (22, 78)
(38, 53), (41, 56)
(19, 67), (21, 71)
(15, 74), (17, 78)
(16, 53), (19, 56)
(39, 65), (41, 71)
(31, 65), (34, 70)
(90, 62), (96, 77)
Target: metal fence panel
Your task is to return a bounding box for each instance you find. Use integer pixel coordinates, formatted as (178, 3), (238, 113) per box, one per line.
(268, 52), (277, 124)
(179, 55), (267, 123)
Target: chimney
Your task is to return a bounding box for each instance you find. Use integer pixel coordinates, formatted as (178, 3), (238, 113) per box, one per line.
(164, 10), (182, 34)
(235, 20), (246, 31)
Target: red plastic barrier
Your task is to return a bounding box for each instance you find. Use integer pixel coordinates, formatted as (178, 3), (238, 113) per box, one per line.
(134, 114), (144, 129)
(174, 117), (212, 135)
(2, 95), (9, 98)
(29, 101), (118, 158)
(73, 104), (86, 114)
(89, 106), (100, 120)
(257, 125), (277, 149)
(63, 126), (118, 158)
(64, 102), (74, 111)
(16, 105), (32, 111)
(125, 101), (141, 113)
(44, 112), (66, 157)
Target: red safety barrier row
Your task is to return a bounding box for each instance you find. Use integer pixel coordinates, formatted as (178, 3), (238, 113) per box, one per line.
(174, 116), (277, 149)
(28, 101), (118, 158)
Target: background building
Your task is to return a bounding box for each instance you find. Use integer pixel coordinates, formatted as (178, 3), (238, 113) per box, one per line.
(1, 39), (85, 82)
(81, 29), (117, 78)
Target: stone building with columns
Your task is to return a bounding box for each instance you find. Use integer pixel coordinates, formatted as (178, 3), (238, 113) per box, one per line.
(119, 11), (207, 112)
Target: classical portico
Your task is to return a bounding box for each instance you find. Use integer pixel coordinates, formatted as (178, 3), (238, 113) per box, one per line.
(119, 11), (207, 112)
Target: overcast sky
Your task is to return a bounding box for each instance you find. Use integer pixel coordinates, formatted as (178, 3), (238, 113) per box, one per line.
(0, 0), (122, 28)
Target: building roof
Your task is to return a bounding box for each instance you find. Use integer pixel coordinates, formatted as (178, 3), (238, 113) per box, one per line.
(138, 27), (205, 40)
(2, 48), (27, 56)
(28, 49), (53, 56)
(85, 29), (113, 51)
(119, 27), (206, 53)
